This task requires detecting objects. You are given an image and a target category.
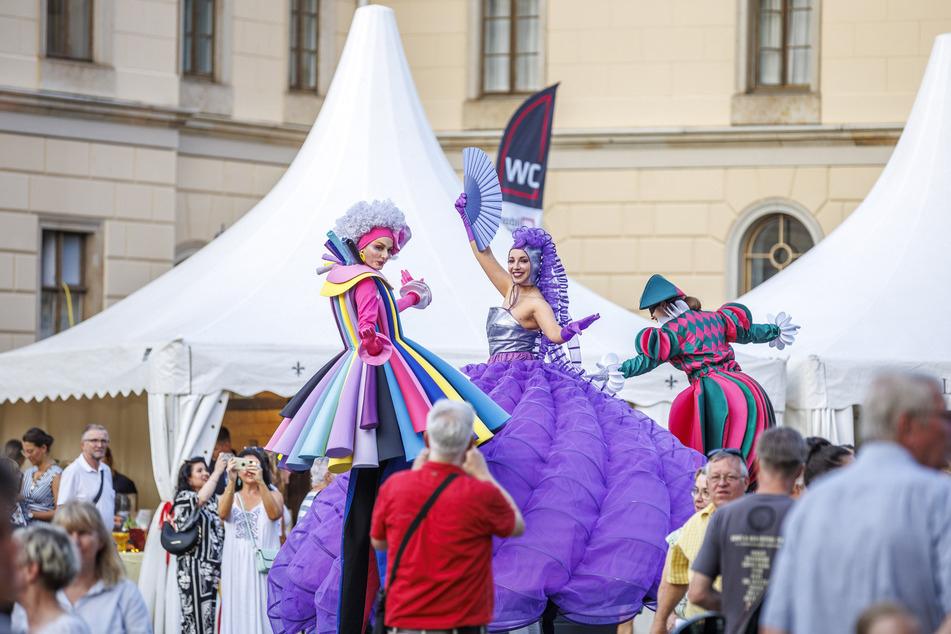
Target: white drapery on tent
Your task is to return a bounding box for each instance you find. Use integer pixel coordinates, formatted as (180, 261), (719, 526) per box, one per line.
(0, 7), (786, 631)
(739, 34), (951, 443)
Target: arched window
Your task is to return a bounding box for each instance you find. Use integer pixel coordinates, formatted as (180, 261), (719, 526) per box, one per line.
(726, 199), (822, 297)
(741, 213), (814, 292)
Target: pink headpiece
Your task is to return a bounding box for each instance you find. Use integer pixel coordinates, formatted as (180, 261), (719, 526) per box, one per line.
(358, 226), (411, 254)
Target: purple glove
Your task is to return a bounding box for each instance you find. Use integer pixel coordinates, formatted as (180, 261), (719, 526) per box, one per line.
(455, 193), (475, 242)
(560, 313), (600, 342)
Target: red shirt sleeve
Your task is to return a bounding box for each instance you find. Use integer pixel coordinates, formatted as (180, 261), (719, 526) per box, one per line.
(473, 481), (516, 538)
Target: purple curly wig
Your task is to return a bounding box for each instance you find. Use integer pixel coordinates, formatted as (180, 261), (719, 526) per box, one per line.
(510, 227), (573, 363)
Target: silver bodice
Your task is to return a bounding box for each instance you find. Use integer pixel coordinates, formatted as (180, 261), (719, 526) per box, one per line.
(486, 307), (539, 357)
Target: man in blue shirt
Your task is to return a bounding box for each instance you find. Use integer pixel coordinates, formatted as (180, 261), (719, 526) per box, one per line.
(761, 372), (951, 634)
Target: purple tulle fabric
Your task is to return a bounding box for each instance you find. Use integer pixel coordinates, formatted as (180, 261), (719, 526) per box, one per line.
(267, 360), (703, 634)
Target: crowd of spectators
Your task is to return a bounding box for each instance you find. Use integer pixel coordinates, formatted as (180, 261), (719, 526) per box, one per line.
(1, 423), (313, 634)
(644, 370), (950, 634)
(4, 370), (947, 634)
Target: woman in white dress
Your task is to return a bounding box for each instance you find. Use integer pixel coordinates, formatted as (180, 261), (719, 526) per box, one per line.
(218, 448), (283, 634)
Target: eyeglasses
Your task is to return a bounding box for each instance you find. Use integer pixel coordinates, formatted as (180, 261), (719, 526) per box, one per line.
(706, 447), (743, 459)
(707, 474), (744, 485)
(82, 438), (109, 445)
(690, 487), (711, 499)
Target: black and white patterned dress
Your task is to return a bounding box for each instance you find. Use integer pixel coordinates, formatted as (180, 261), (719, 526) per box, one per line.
(173, 490), (225, 634)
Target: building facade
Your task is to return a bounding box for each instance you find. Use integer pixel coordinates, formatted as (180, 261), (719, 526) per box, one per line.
(0, 0), (943, 342)
(1, 0), (945, 515)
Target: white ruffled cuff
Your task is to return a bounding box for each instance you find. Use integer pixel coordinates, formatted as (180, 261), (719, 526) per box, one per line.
(400, 280), (432, 310)
(585, 353), (625, 395)
(767, 312), (800, 350)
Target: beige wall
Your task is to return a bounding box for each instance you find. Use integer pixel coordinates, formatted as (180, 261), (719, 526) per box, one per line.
(0, 131), (177, 351)
(544, 163), (883, 312)
(377, 0), (947, 131)
(175, 155), (285, 253)
(822, 0), (951, 123)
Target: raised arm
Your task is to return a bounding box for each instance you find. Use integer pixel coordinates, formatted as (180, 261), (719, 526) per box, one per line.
(218, 459), (236, 521)
(532, 299), (600, 345)
(464, 446), (525, 537)
(197, 453), (228, 507)
(719, 303), (798, 349)
(455, 193), (512, 298)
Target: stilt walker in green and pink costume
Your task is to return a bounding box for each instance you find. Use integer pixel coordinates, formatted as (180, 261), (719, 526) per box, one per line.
(619, 275), (799, 486)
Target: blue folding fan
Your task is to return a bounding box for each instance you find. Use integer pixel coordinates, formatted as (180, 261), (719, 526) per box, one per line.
(462, 147), (503, 250)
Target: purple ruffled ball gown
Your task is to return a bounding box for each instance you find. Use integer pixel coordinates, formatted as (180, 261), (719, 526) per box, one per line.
(268, 308), (704, 633)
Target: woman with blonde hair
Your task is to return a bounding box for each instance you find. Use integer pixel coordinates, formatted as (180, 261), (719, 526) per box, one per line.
(12, 523), (90, 633)
(49, 500), (152, 633)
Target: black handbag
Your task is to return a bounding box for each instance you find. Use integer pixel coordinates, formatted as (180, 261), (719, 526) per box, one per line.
(373, 473), (459, 634)
(160, 518), (201, 556)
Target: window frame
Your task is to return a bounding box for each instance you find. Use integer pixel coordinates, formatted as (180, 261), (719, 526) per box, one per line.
(289, 0), (319, 92)
(39, 230), (88, 340)
(35, 220), (102, 341)
(182, 0), (216, 79)
(46, 0), (94, 62)
(740, 213), (813, 293)
(480, 0), (542, 96)
(725, 199), (823, 299)
(749, 0), (812, 92)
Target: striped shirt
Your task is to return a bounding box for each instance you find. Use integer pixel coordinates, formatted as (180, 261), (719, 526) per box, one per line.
(666, 503), (721, 618)
(21, 464), (64, 514)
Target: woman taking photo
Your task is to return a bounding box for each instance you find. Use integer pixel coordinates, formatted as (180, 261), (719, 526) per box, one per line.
(20, 428), (62, 523)
(12, 523), (90, 634)
(219, 448), (283, 634)
(50, 500), (151, 633)
(172, 454), (227, 634)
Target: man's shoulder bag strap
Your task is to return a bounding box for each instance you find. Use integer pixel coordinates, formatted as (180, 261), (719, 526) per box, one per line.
(387, 472), (459, 590)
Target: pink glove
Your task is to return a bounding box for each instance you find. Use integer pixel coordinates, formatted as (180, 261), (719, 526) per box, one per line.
(455, 193), (475, 242)
(401, 270), (421, 305)
(560, 313), (600, 342)
(359, 327), (383, 356)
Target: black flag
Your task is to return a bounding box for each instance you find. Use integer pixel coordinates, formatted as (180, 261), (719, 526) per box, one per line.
(495, 84), (558, 230)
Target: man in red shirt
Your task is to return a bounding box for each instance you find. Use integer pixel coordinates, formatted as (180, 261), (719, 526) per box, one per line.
(370, 399), (525, 634)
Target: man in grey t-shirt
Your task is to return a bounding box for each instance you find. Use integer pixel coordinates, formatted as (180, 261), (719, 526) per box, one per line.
(689, 427), (806, 633)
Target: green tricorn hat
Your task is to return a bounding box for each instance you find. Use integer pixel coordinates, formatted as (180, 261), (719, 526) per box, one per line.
(639, 274), (684, 310)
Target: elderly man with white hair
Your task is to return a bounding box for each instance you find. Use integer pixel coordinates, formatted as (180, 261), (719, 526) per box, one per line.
(370, 399), (525, 634)
(761, 372), (951, 634)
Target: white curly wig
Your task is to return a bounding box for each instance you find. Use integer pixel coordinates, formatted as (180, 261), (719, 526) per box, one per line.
(333, 199), (407, 243)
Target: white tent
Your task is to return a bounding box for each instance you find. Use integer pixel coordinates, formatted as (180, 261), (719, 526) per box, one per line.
(0, 6), (785, 630)
(738, 34), (951, 444)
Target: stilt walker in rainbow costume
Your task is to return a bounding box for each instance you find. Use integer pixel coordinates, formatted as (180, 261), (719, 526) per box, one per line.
(619, 275), (799, 485)
(265, 199), (509, 634)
